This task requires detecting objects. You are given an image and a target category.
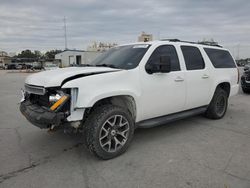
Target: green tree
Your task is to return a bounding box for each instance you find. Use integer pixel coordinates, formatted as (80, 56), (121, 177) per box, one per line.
(15, 49), (62, 60)
(44, 50), (62, 60)
(16, 50), (42, 59)
(34, 50), (42, 58)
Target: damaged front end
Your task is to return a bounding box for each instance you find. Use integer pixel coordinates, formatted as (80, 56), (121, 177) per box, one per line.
(20, 84), (71, 129)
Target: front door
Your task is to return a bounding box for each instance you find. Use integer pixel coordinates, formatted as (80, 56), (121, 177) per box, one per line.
(140, 45), (186, 120)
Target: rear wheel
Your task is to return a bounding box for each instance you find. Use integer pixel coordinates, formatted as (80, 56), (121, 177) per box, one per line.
(205, 87), (228, 119)
(84, 105), (134, 159)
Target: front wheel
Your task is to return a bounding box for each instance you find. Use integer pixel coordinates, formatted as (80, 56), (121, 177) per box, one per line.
(205, 88), (228, 119)
(84, 105), (134, 159)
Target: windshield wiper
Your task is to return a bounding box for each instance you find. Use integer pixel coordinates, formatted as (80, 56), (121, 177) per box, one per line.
(95, 64), (118, 69)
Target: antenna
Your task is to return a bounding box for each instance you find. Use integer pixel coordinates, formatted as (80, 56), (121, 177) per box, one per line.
(63, 16), (68, 50)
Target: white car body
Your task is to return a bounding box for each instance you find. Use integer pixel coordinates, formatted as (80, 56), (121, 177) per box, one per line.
(22, 40), (239, 125)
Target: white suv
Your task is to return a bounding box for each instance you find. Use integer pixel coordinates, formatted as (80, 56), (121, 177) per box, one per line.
(20, 40), (239, 159)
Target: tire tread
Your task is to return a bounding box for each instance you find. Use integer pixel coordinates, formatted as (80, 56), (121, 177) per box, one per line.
(84, 104), (134, 159)
(205, 87), (228, 119)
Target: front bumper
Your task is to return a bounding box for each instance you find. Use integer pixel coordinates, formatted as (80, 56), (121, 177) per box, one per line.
(20, 100), (66, 129)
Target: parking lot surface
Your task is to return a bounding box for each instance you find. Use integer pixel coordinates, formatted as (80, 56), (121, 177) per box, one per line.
(0, 70), (250, 188)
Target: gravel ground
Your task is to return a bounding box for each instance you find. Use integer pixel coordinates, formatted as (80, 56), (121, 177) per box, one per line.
(0, 70), (249, 188)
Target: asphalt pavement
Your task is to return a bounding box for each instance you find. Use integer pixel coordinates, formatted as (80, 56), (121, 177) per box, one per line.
(0, 70), (250, 188)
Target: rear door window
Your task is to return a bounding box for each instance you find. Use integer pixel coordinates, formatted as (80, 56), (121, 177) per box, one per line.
(204, 48), (236, 68)
(181, 46), (205, 70)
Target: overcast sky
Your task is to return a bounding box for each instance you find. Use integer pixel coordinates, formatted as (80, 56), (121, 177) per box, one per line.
(0, 0), (250, 58)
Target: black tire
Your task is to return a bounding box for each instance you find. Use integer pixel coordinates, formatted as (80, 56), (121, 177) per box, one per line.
(84, 105), (134, 160)
(242, 87), (250, 94)
(205, 87), (228, 119)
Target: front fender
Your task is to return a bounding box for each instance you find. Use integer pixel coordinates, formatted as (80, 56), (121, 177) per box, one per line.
(61, 69), (141, 108)
(82, 90), (139, 107)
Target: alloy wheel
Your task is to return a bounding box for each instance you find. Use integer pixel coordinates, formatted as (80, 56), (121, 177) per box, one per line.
(99, 115), (130, 153)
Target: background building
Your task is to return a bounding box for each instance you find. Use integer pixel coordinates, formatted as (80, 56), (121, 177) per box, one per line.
(0, 51), (11, 68)
(55, 49), (101, 67)
(138, 32), (153, 42)
(87, 42), (117, 52)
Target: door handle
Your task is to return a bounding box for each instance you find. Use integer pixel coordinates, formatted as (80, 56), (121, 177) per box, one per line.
(202, 74), (209, 79)
(175, 76), (184, 82)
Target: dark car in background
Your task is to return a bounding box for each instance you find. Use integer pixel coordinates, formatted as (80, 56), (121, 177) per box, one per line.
(22, 64), (33, 69)
(241, 65), (250, 93)
(7, 63), (34, 70)
(7, 64), (17, 70)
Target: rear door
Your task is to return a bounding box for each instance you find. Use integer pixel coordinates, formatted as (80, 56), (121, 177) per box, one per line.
(181, 45), (213, 109)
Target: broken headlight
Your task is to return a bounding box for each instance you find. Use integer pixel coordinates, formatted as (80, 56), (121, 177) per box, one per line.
(49, 91), (69, 111)
(49, 94), (62, 103)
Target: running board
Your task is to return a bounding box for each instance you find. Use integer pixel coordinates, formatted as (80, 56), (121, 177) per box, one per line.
(137, 106), (208, 128)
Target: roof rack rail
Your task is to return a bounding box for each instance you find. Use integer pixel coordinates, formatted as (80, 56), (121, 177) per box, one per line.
(197, 41), (222, 48)
(160, 39), (181, 42)
(160, 39), (223, 48)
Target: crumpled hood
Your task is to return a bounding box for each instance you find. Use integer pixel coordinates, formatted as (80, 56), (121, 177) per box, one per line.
(25, 67), (119, 87)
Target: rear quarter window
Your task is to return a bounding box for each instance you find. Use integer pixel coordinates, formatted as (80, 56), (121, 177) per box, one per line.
(204, 48), (236, 68)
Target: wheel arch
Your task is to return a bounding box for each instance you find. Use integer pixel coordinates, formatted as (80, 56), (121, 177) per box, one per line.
(206, 82), (230, 119)
(216, 82), (231, 97)
(89, 95), (137, 121)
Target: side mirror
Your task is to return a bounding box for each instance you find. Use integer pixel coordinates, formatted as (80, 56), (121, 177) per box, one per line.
(145, 55), (171, 74)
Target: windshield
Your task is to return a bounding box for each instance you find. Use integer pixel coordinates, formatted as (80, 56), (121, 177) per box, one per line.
(91, 44), (150, 69)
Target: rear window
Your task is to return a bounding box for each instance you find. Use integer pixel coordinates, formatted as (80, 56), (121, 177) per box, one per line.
(204, 48), (236, 68)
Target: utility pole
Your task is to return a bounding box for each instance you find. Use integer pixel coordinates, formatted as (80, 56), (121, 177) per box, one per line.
(64, 16), (68, 50)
